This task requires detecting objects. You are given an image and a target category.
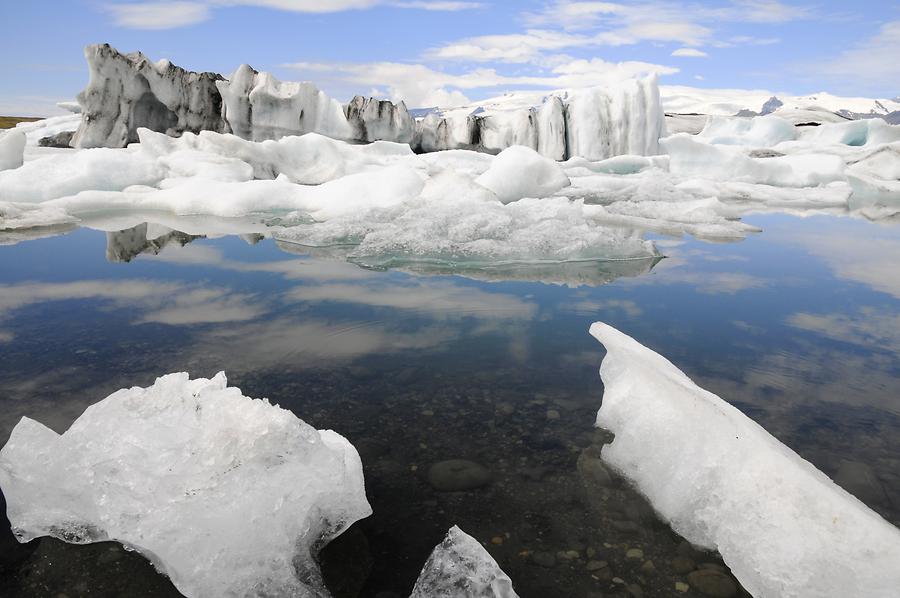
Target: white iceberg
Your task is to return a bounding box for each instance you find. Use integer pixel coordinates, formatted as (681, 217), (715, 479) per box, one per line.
(410, 525), (518, 598)
(589, 322), (900, 598)
(696, 115), (798, 147)
(474, 145), (570, 203)
(0, 372), (372, 598)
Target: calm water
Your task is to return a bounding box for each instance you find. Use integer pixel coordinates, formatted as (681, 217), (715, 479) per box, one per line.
(1, 213), (898, 597)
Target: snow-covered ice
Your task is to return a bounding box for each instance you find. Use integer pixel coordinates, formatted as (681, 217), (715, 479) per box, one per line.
(410, 526), (518, 598)
(589, 322), (900, 598)
(0, 372), (372, 598)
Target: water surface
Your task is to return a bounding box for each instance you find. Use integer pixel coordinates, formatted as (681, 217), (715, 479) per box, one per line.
(1, 212), (898, 597)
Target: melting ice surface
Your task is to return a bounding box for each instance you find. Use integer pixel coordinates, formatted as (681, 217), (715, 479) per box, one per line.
(0, 372), (371, 598)
(589, 322), (900, 598)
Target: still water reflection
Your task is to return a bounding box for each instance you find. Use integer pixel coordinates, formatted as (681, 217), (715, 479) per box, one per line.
(1, 213), (898, 597)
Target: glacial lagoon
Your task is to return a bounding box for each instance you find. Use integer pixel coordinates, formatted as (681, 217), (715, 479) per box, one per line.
(1, 211), (898, 597)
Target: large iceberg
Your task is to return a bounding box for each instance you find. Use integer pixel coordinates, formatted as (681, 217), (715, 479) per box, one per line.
(0, 372), (372, 598)
(73, 44), (227, 148)
(589, 322), (900, 598)
(67, 44), (664, 160)
(410, 525), (518, 598)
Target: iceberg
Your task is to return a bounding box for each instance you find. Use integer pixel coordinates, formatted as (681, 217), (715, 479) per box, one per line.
(73, 44), (227, 148)
(589, 322), (900, 598)
(410, 526), (518, 598)
(415, 77), (664, 160)
(695, 115), (798, 147)
(67, 44), (664, 161)
(0, 372), (372, 598)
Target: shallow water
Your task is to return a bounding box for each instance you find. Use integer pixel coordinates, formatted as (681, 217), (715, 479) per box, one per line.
(1, 212), (898, 597)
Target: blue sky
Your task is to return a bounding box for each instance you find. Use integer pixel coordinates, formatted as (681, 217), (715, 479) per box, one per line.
(1, 0), (898, 115)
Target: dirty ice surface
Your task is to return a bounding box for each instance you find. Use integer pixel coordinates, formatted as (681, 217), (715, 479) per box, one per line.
(0, 372), (371, 598)
(590, 322), (900, 598)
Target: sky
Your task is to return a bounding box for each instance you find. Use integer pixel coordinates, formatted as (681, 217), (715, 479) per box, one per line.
(1, 0), (899, 116)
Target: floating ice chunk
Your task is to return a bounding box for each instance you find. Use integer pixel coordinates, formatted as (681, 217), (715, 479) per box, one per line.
(847, 145), (900, 181)
(588, 322), (900, 598)
(0, 201), (78, 231)
(12, 114), (81, 147)
(696, 115), (798, 147)
(0, 130), (26, 171)
(277, 170), (658, 268)
(410, 526), (519, 598)
(138, 128), (420, 186)
(662, 134), (845, 187)
(801, 118), (900, 147)
(0, 372), (371, 598)
(474, 146), (569, 203)
(563, 154), (669, 176)
(847, 174), (900, 212)
(0, 147), (162, 203)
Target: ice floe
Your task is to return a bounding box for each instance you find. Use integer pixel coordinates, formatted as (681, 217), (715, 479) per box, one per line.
(0, 372), (371, 598)
(589, 322), (900, 598)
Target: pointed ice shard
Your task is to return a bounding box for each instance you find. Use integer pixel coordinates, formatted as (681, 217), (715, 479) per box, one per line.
(410, 525), (519, 598)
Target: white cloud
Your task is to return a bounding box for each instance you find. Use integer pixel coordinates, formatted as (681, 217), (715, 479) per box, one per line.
(787, 307), (900, 356)
(389, 1), (482, 9)
(106, 0), (480, 29)
(425, 30), (592, 63)
(672, 47), (708, 57)
(107, 1), (211, 29)
(0, 280), (264, 325)
(812, 20), (900, 92)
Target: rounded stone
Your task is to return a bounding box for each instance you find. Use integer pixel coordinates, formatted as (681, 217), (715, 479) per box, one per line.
(427, 459), (492, 491)
(687, 569), (738, 598)
(671, 555), (696, 574)
(625, 548), (644, 559)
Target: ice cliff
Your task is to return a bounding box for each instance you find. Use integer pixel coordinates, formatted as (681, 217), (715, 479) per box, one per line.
(589, 322), (900, 598)
(0, 372), (372, 598)
(71, 44), (664, 160)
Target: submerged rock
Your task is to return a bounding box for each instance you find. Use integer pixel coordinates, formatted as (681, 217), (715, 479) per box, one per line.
(427, 459), (492, 491)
